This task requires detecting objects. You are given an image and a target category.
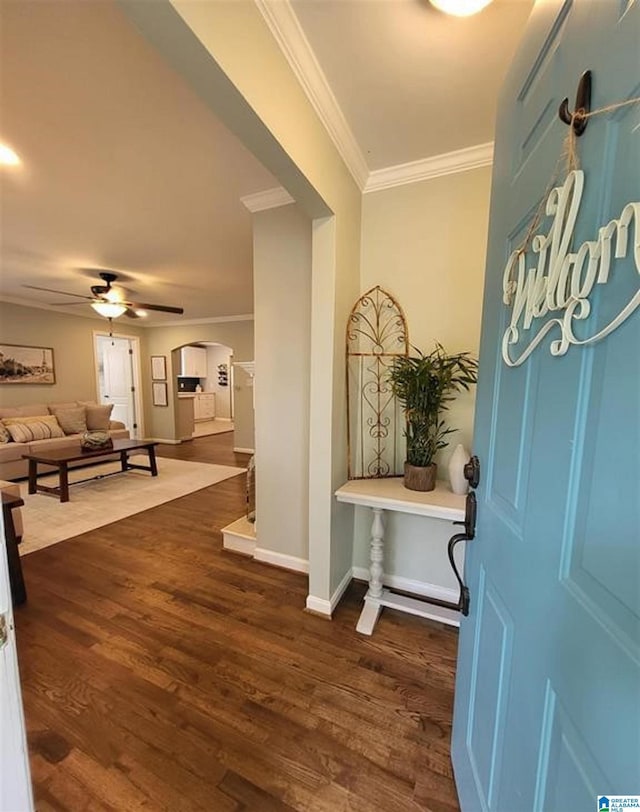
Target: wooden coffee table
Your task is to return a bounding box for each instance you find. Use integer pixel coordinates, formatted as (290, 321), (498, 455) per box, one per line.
(23, 438), (159, 503)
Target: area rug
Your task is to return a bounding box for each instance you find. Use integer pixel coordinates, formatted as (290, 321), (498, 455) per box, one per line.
(18, 456), (246, 555)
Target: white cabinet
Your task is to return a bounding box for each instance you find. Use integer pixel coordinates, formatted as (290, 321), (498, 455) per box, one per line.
(180, 346), (207, 378)
(193, 393), (215, 422)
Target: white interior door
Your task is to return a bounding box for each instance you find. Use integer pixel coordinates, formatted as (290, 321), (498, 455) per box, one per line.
(95, 335), (138, 433)
(0, 512), (33, 812)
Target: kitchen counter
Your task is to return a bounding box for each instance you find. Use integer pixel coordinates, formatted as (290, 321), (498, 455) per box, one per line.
(178, 392), (197, 399)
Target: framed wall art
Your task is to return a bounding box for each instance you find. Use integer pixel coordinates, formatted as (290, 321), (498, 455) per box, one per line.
(151, 355), (167, 381)
(152, 381), (168, 407)
(0, 344), (56, 384)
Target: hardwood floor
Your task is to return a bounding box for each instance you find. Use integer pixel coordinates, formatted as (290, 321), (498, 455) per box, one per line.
(14, 433), (460, 811)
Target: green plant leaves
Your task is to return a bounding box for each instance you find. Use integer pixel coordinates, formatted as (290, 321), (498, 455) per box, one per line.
(388, 343), (478, 466)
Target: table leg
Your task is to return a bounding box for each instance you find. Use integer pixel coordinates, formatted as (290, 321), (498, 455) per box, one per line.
(120, 450), (129, 472)
(148, 446), (158, 477)
(356, 507), (385, 635)
(28, 459), (37, 495)
(59, 463), (69, 503)
(3, 504), (26, 606)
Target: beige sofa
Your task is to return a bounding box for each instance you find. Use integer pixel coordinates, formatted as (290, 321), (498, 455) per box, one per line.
(0, 401), (129, 481)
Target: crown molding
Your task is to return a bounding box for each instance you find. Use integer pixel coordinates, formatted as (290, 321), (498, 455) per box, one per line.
(0, 295), (105, 320)
(155, 314), (254, 328)
(254, 0), (369, 191)
(241, 187), (294, 212)
(0, 297), (254, 328)
(365, 142), (494, 193)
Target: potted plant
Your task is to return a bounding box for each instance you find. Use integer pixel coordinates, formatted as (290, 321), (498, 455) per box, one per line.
(388, 343), (478, 491)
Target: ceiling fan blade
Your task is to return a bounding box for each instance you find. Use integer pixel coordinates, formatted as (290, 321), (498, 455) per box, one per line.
(22, 284), (93, 300)
(48, 300), (94, 306)
(127, 301), (184, 314)
(124, 308), (141, 319)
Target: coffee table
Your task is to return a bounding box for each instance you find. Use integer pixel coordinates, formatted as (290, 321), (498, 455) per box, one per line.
(23, 438), (159, 503)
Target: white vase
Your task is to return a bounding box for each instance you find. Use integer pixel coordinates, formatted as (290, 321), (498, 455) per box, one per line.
(448, 443), (470, 495)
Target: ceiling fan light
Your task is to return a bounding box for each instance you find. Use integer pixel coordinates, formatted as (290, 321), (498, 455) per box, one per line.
(104, 286), (125, 303)
(429, 0), (494, 16)
(91, 301), (127, 319)
(0, 144), (21, 166)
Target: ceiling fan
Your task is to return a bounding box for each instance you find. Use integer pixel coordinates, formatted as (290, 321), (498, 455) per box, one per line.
(23, 271), (184, 320)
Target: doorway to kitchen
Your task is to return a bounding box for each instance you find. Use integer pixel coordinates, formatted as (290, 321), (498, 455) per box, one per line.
(93, 332), (143, 437)
(176, 342), (234, 439)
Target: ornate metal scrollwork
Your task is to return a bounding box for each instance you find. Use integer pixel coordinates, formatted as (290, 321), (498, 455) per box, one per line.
(346, 286), (409, 479)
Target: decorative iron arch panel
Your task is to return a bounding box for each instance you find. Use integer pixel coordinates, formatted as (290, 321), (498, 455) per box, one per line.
(346, 286), (409, 479)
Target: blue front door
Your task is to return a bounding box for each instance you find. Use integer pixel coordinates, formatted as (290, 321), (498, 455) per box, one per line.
(452, 2), (640, 810)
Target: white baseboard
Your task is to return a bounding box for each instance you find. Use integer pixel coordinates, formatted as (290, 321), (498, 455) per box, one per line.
(222, 516), (256, 556)
(330, 568), (353, 612)
(222, 518), (308, 575)
(305, 595), (332, 616)
(306, 568), (458, 620)
(351, 567), (459, 604)
(233, 447), (255, 454)
(223, 535), (256, 555)
(149, 437), (181, 445)
(254, 547), (309, 574)
(305, 568), (352, 617)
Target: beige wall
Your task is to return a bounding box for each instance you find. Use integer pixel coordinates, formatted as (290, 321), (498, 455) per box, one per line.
(143, 320), (254, 447)
(0, 301), (146, 408)
(253, 203), (311, 564)
(357, 166), (492, 595)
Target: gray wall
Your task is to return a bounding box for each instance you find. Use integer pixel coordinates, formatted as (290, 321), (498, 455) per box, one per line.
(253, 204), (311, 563)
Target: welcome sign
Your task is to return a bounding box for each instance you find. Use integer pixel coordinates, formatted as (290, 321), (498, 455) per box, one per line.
(501, 169), (640, 367)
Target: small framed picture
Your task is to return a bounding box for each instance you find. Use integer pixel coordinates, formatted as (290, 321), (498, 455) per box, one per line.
(152, 381), (168, 407)
(151, 355), (167, 381)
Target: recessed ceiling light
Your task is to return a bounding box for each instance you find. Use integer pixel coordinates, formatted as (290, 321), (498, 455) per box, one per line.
(0, 144), (21, 166)
(430, 0), (494, 16)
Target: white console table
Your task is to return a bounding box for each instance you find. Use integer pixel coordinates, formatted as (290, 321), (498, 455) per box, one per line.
(335, 477), (466, 635)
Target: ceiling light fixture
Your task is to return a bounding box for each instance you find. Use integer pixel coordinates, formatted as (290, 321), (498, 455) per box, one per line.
(91, 301), (128, 319)
(429, 0), (494, 16)
(0, 144), (21, 166)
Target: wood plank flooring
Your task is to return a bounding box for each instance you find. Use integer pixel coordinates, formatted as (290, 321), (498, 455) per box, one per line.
(14, 433), (461, 811)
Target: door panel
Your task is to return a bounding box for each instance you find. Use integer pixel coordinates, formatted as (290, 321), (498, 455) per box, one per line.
(466, 568), (513, 811)
(452, 1), (640, 809)
(96, 336), (136, 430)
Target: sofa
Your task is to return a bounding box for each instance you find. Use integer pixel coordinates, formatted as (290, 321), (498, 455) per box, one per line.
(0, 400), (129, 481)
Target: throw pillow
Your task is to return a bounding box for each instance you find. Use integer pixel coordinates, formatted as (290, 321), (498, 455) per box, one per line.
(3, 415), (65, 443)
(85, 403), (114, 431)
(46, 401), (79, 413)
(0, 423), (11, 443)
(48, 406), (87, 435)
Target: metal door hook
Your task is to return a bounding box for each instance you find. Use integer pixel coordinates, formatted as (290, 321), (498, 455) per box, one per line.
(559, 70), (592, 136)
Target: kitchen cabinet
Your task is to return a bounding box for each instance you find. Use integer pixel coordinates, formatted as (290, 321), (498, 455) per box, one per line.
(180, 346), (207, 378)
(193, 393), (215, 422)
